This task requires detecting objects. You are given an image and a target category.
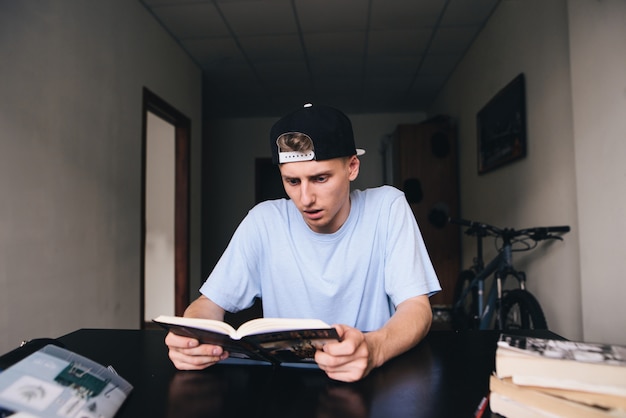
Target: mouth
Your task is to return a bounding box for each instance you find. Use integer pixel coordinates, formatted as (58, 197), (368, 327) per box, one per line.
(303, 209), (323, 220)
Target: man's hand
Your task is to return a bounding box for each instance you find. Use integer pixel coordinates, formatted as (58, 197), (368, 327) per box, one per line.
(165, 295), (229, 370)
(315, 295), (433, 382)
(314, 324), (373, 382)
(165, 332), (229, 370)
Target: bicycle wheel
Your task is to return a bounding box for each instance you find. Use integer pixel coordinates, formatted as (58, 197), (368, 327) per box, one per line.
(451, 270), (478, 330)
(500, 289), (548, 330)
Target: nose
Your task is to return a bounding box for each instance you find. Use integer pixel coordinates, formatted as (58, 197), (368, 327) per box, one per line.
(299, 181), (315, 207)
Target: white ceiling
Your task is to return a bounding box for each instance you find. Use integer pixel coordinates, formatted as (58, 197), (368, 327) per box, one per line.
(140, 0), (501, 117)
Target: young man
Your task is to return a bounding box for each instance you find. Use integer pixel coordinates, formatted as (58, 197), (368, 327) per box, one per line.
(166, 104), (441, 382)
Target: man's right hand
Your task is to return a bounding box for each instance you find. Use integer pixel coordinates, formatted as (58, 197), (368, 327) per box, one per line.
(165, 332), (229, 370)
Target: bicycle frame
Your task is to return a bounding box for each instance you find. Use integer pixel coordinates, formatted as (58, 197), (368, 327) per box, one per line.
(450, 217), (569, 330)
(454, 244), (526, 329)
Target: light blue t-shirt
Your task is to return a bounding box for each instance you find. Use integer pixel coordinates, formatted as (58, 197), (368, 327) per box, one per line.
(200, 185), (441, 331)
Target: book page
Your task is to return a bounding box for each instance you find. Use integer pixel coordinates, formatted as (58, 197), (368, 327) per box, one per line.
(236, 318), (332, 338)
(153, 315), (237, 337)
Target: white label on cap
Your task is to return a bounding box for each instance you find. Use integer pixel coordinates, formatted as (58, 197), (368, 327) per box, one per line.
(278, 151), (315, 163)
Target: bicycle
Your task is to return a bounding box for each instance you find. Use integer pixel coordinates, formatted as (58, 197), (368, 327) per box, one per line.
(449, 218), (570, 331)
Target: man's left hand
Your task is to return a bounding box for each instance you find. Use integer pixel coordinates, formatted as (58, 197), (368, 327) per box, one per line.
(313, 295), (433, 382)
(314, 324), (376, 382)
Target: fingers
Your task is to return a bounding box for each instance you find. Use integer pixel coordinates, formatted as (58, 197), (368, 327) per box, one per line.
(165, 332), (229, 370)
(316, 354), (369, 382)
(322, 325), (364, 356)
(168, 348), (228, 370)
(165, 331), (200, 349)
(315, 325), (371, 382)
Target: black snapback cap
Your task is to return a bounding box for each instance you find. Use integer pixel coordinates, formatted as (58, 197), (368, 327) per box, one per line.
(270, 104), (365, 164)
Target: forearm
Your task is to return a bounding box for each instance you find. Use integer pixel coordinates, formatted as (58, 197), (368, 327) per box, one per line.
(365, 295), (432, 368)
(183, 295), (226, 321)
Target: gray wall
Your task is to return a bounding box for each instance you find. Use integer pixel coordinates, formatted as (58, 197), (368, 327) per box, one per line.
(0, 1), (203, 353)
(431, 0), (626, 344)
(568, 0), (626, 344)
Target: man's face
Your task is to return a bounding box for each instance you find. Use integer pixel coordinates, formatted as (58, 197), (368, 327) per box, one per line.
(278, 156), (360, 234)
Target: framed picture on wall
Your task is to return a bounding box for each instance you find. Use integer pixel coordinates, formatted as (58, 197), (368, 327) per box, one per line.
(477, 73), (527, 174)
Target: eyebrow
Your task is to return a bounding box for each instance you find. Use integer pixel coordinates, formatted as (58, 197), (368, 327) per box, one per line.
(281, 170), (332, 180)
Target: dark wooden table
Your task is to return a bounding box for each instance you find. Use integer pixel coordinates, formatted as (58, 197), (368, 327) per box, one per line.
(48, 328), (561, 417)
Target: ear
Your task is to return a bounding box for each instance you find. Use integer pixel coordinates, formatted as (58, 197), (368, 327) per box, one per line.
(347, 155), (360, 181)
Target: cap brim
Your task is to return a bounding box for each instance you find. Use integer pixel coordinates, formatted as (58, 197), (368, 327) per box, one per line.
(356, 148), (366, 156)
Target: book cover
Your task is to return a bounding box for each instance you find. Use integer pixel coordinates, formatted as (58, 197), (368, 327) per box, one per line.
(496, 334), (626, 397)
(0, 344), (133, 418)
(530, 384), (626, 411)
(153, 315), (340, 365)
(489, 375), (625, 418)
(489, 391), (551, 418)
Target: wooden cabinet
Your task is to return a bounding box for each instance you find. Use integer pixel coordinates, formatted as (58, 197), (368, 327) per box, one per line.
(388, 117), (460, 306)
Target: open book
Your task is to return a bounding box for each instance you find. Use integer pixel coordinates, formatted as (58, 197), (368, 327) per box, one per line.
(153, 315), (340, 365)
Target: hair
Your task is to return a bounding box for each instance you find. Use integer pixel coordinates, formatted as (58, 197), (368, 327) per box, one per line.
(276, 132), (314, 153)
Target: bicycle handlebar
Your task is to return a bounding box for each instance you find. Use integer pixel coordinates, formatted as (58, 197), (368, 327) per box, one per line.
(448, 217), (570, 242)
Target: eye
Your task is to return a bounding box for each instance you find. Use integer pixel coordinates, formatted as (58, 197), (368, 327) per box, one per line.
(314, 175), (328, 183)
(285, 178), (300, 186)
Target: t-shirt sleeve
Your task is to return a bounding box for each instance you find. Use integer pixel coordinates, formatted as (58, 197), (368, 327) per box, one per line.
(199, 210), (263, 313)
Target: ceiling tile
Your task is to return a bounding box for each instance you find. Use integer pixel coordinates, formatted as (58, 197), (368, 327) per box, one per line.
(254, 60), (311, 83)
(367, 29), (432, 56)
(182, 37), (243, 69)
(370, 0), (447, 29)
(303, 32), (366, 58)
(147, 3), (229, 39)
(429, 26), (483, 54)
(366, 55), (421, 78)
(442, 0), (500, 26)
(309, 57), (363, 78)
(218, 0), (297, 35)
(238, 34), (303, 61)
(419, 54), (462, 77)
(295, 0), (369, 33)
(363, 75), (413, 90)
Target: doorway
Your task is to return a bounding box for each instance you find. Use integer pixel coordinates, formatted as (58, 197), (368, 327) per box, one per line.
(141, 88), (190, 327)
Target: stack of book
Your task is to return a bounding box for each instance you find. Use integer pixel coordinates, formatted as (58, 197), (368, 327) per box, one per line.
(490, 334), (626, 417)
